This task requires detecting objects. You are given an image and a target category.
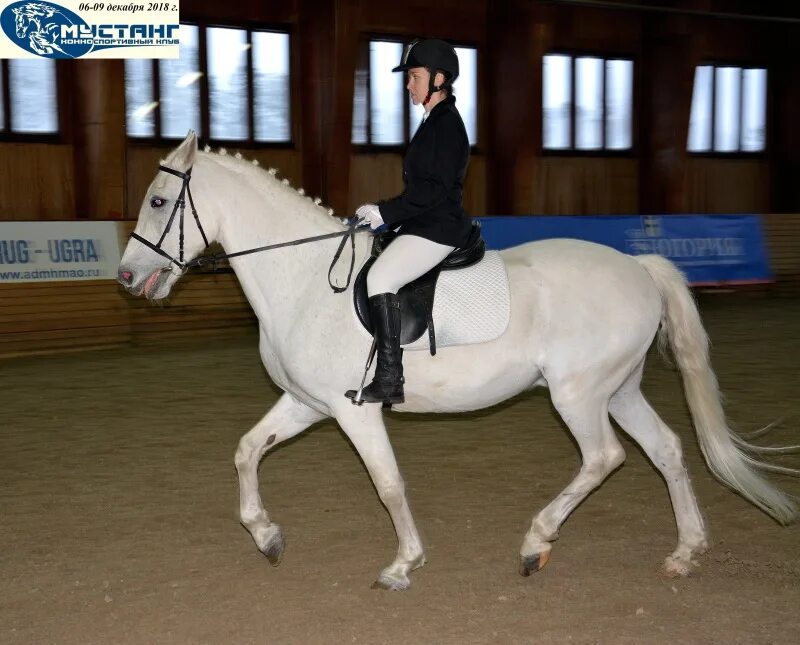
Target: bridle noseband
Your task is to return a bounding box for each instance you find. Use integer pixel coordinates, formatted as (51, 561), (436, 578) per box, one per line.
(128, 163), (363, 293)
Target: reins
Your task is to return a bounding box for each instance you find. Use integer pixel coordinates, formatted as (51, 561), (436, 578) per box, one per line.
(190, 226), (360, 294)
(130, 164), (364, 294)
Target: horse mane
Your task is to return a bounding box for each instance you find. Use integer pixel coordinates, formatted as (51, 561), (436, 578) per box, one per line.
(17, 2), (56, 15)
(193, 146), (347, 229)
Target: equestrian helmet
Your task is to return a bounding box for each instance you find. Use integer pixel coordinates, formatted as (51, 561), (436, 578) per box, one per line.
(392, 39), (460, 86)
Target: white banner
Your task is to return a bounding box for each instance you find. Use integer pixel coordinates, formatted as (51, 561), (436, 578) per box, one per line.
(0, 1), (180, 59)
(0, 221), (122, 283)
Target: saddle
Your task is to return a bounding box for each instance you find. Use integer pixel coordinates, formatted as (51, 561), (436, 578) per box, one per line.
(353, 222), (486, 355)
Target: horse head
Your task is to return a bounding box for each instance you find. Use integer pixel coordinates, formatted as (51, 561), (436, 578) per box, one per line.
(12, 7), (32, 38)
(13, 3), (68, 43)
(118, 131), (212, 300)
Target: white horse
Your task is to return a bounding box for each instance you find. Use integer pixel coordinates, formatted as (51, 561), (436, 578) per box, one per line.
(118, 132), (797, 590)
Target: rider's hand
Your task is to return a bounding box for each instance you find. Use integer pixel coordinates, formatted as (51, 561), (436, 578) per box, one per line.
(355, 204), (384, 231)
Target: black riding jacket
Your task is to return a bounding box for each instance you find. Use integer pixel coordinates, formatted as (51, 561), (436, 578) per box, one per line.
(377, 95), (473, 248)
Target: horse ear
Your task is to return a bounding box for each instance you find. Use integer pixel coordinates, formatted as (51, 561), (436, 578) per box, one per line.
(165, 130), (198, 171)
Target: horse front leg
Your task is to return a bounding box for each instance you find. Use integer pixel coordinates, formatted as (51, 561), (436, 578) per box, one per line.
(333, 402), (425, 590)
(235, 393), (326, 563)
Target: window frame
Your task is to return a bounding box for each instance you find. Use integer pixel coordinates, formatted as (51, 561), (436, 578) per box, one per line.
(125, 19), (294, 148)
(687, 60), (769, 158)
(352, 34), (481, 153)
(0, 59), (63, 143)
(541, 50), (636, 157)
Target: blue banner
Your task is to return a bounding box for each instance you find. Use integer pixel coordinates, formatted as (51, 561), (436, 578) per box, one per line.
(476, 215), (773, 286)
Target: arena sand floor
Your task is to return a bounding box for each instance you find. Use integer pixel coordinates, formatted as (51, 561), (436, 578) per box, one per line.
(1, 293), (798, 644)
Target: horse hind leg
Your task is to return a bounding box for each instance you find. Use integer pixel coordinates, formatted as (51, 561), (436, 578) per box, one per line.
(609, 376), (709, 576)
(520, 390), (626, 576)
(234, 393), (326, 564)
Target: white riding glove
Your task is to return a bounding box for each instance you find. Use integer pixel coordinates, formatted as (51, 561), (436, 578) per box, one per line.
(355, 203), (384, 230)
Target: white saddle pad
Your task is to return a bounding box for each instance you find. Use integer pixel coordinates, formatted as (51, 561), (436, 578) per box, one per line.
(354, 251), (511, 352)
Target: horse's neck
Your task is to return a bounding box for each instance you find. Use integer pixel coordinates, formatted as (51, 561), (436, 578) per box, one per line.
(208, 171), (356, 336)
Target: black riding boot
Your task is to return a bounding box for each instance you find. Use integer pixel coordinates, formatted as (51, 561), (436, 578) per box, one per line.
(345, 292), (405, 404)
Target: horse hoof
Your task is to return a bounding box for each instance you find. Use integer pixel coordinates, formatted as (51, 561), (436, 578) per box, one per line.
(519, 550), (550, 577)
(661, 555), (696, 578)
(371, 573), (411, 591)
(260, 529), (285, 566)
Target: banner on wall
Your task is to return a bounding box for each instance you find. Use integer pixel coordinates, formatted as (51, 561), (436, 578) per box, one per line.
(476, 215), (773, 286)
(0, 221), (122, 283)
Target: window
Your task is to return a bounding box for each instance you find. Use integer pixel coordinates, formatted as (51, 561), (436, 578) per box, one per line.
(352, 39), (479, 147)
(687, 65), (766, 153)
(0, 59), (59, 135)
(542, 54), (633, 152)
(125, 23), (291, 143)
(252, 31), (291, 142)
(160, 24), (201, 139)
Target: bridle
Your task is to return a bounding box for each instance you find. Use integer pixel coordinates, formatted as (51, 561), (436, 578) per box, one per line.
(131, 165), (208, 273)
(129, 163), (364, 293)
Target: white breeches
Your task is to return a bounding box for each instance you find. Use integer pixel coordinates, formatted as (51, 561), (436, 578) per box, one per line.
(367, 234), (456, 296)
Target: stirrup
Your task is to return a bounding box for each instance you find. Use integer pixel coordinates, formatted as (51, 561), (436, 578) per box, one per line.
(347, 337), (377, 405)
(345, 385), (404, 406)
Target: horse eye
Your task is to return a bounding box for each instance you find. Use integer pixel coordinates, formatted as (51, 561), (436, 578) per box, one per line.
(150, 197), (166, 208)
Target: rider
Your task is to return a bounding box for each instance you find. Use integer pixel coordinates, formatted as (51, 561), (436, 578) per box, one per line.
(345, 38), (473, 405)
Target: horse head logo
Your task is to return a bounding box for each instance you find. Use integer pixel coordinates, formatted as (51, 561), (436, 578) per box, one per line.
(1, 1), (90, 59)
(12, 2), (73, 56)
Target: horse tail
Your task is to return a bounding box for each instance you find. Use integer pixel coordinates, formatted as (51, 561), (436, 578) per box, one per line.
(635, 254), (797, 525)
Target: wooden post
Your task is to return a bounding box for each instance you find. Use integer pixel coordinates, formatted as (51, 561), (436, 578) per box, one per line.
(639, 15), (694, 214)
(71, 59), (126, 219)
(487, 0), (540, 215)
(324, 0), (361, 217)
(297, 0), (361, 217)
(297, 0), (334, 205)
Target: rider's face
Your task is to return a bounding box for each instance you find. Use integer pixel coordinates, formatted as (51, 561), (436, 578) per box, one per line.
(406, 67), (429, 106)
(406, 67), (446, 107)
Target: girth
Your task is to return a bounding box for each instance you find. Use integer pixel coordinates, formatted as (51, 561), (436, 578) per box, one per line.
(353, 222), (486, 355)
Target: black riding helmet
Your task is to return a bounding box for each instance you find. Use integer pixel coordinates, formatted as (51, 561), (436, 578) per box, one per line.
(392, 39), (459, 105)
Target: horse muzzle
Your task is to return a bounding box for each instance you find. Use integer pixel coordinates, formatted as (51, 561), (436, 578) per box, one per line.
(117, 266), (174, 299)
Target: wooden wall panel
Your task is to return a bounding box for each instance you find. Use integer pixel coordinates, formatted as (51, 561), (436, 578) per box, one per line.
(72, 60), (126, 219)
(324, 0), (362, 215)
(638, 15), (694, 214)
(486, 0), (539, 215)
(0, 144), (74, 220)
(684, 159), (771, 214)
(360, 0), (486, 42)
(349, 153), (486, 217)
(762, 214), (800, 283)
(463, 155), (486, 217)
(348, 153), (404, 214)
(0, 281), (131, 358)
(125, 147), (166, 219)
(181, 0), (297, 24)
(0, 272), (257, 359)
(770, 28), (800, 213)
(122, 272), (256, 344)
(1, 221), (256, 359)
(532, 158), (639, 215)
(545, 3), (641, 51)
